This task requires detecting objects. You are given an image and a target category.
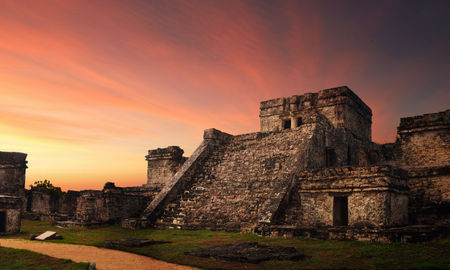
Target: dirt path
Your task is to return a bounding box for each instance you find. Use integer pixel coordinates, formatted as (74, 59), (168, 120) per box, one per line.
(0, 239), (197, 270)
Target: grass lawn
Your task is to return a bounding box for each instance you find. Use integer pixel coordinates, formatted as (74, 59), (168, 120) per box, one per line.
(0, 246), (89, 270)
(3, 219), (449, 269)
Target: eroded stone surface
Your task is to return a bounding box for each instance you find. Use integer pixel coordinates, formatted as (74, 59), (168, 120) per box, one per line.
(104, 238), (170, 248)
(185, 242), (308, 263)
(0, 151), (27, 234)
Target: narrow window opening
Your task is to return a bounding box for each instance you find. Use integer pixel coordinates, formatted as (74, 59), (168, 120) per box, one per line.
(326, 148), (336, 167)
(0, 211), (6, 232)
(297, 117), (303, 127)
(283, 119), (291, 130)
(333, 197), (348, 226)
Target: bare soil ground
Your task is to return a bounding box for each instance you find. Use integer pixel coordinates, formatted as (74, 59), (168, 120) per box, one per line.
(0, 239), (197, 270)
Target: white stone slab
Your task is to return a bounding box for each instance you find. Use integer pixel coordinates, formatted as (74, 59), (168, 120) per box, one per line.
(35, 231), (57, 241)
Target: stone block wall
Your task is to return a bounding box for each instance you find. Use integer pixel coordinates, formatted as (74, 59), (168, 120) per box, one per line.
(259, 86), (372, 141)
(58, 190), (80, 216)
(146, 146), (186, 187)
(0, 151), (27, 234)
(406, 167), (450, 225)
(28, 190), (58, 215)
(0, 195), (22, 234)
(24, 183), (161, 225)
(26, 189), (80, 218)
(397, 109), (449, 167)
(75, 184), (160, 225)
(0, 152), (27, 197)
(394, 109), (450, 225)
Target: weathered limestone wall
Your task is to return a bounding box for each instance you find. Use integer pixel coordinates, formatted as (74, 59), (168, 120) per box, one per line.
(397, 109), (449, 167)
(389, 192), (409, 226)
(259, 86), (372, 141)
(407, 167), (450, 225)
(395, 109), (450, 225)
(58, 190), (80, 216)
(146, 146), (186, 187)
(0, 151), (27, 234)
(279, 166), (409, 228)
(0, 152), (27, 196)
(0, 195), (22, 234)
(25, 183), (160, 225)
(297, 193), (332, 226)
(26, 189), (80, 218)
(28, 190), (58, 215)
(75, 184), (160, 225)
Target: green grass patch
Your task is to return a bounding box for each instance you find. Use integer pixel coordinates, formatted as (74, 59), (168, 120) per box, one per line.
(5, 219), (450, 269)
(0, 246), (89, 270)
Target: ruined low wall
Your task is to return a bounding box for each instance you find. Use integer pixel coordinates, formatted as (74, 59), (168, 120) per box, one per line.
(28, 190), (58, 215)
(26, 189), (80, 219)
(25, 184), (161, 225)
(75, 185), (161, 225)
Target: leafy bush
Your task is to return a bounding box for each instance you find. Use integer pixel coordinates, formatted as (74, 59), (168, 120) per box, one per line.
(30, 179), (64, 195)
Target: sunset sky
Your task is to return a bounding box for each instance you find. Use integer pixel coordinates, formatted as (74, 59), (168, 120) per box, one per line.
(1, 0), (449, 190)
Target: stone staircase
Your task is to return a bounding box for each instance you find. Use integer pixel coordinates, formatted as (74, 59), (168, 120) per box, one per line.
(155, 126), (319, 232)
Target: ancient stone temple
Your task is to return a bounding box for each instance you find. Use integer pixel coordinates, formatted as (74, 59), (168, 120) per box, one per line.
(135, 86), (449, 242)
(0, 151), (27, 234)
(22, 86), (448, 242)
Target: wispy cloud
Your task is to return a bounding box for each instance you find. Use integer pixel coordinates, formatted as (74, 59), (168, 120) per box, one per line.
(0, 0), (448, 189)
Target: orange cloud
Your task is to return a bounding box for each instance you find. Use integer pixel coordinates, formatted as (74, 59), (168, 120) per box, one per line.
(0, 0), (448, 189)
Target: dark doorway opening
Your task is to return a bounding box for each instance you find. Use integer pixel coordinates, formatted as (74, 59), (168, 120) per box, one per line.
(283, 119), (291, 130)
(368, 150), (379, 165)
(326, 148), (336, 167)
(0, 211), (6, 232)
(333, 196), (348, 226)
(297, 117), (303, 127)
(347, 146), (352, 165)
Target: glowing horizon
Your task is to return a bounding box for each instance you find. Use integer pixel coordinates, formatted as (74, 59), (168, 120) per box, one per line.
(1, 0), (449, 190)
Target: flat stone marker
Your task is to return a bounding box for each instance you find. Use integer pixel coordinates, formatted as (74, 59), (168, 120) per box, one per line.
(35, 231), (57, 241)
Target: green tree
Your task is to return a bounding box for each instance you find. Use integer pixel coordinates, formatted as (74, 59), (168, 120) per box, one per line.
(30, 179), (64, 195)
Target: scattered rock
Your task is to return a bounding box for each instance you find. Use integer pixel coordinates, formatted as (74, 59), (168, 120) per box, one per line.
(104, 238), (170, 248)
(185, 242), (309, 263)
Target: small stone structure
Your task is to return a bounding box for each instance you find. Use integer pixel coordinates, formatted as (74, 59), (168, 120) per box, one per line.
(145, 146), (186, 187)
(0, 151), (27, 234)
